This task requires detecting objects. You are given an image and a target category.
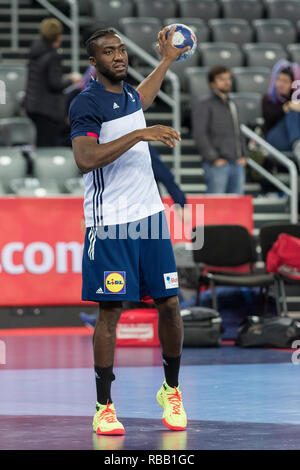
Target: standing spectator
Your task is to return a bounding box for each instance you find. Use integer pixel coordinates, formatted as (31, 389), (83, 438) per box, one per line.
(192, 65), (247, 194)
(262, 60), (300, 162)
(24, 18), (81, 147)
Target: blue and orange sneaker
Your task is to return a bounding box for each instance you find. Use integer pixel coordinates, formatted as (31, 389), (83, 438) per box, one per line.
(92, 402), (125, 436)
(156, 381), (187, 431)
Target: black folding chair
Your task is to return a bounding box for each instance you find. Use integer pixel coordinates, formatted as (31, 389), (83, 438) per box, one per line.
(260, 223), (300, 316)
(192, 224), (281, 314)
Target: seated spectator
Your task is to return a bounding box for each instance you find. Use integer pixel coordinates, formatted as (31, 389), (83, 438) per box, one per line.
(192, 65), (247, 195)
(24, 18), (81, 147)
(262, 60), (300, 162)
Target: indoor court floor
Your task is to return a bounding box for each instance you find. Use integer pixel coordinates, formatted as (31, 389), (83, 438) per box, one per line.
(0, 327), (300, 450)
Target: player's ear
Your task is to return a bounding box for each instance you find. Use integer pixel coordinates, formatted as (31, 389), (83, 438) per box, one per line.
(89, 56), (96, 67)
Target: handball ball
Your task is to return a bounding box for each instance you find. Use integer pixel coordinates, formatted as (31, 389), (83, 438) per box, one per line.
(165, 23), (197, 63)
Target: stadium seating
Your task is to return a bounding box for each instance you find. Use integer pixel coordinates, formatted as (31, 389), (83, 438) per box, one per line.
(199, 43), (243, 68)
(252, 20), (296, 48)
(232, 67), (271, 94)
(0, 65), (27, 96)
(0, 91), (16, 119)
(177, 0), (220, 22)
(0, 149), (27, 192)
(243, 43), (287, 68)
(209, 19), (253, 46)
(220, 0), (264, 20)
(64, 177), (85, 195)
(119, 18), (162, 56)
(264, 0), (300, 25)
(9, 177), (61, 196)
(0, 117), (36, 146)
(229, 92), (263, 126)
(185, 66), (210, 100)
(90, 0), (134, 29)
(287, 44), (300, 65)
(136, 0), (177, 22)
(32, 148), (80, 191)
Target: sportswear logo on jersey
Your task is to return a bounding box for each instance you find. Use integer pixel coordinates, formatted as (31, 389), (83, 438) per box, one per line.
(113, 102), (120, 109)
(96, 287), (104, 294)
(163, 359), (168, 366)
(104, 271), (126, 294)
(163, 272), (179, 289)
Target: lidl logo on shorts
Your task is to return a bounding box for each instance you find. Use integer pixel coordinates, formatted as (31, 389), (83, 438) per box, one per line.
(104, 271), (126, 294)
(163, 272), (179, 289)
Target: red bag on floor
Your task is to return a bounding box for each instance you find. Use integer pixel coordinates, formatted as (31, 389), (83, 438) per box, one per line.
(266, 233), (300, 279)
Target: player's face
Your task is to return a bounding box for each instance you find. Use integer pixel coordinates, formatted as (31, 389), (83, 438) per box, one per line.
(91, 34), (128, 83)
(211, 72), (232, 94)
(276, 73), (293, 97)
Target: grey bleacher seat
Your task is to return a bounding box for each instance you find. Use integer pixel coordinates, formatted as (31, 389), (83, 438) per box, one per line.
(163, 18), (209, 44)
(168, 50), (200, 91)
(136, 0), (177, 22)
(91, 0), (134, 29)
(252, 20), (296, 48)
(265, 0), (300, 24)
(9, 177), (61, 196)
(0, 90), (16, 118)
(209, 19), (253, 46)
(0, 182), (5, 195)
(0, 65), (27, 96)
(243, 43), (287, 68)
(199, 43), (243, 68)
(185, 67), (210, 100)
(0, 117), (36, 146)
(232, 67), (271, 95)
(0, 149), (27, 192)
(287, 44), (300, 65)
(119, 18), (162, 56)
(64, 177), (85, 195)
(229, 92), (262, 126)
(32, 148), (80, 190)
(178, 0), (220, 22)
(220, 0), (263, 20)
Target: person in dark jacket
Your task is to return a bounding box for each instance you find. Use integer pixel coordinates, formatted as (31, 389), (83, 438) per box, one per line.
(24, 18), (81, 147)
(192, 65), (247, 194)
(262, 60), (300, 162)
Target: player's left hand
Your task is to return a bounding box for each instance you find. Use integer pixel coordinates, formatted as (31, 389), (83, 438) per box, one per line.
(156, 26), (191, 63)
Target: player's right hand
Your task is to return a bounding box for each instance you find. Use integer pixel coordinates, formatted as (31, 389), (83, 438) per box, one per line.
(140, 125), (181, 148)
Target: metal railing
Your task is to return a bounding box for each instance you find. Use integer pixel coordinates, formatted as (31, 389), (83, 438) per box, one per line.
(241, 124), (298, 223)
(10, 0), (80, 73)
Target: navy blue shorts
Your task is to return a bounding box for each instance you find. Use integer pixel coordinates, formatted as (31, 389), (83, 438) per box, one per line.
(82, 211), (179, 302)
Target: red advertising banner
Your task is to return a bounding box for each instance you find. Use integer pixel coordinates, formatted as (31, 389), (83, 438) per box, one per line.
(0, 196), (253, 306)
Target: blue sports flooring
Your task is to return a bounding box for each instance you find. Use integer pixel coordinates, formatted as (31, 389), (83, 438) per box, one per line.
(0, 332), (299, 450)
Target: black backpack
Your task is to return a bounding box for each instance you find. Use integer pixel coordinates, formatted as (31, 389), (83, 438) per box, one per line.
(235, 315), (300, 348)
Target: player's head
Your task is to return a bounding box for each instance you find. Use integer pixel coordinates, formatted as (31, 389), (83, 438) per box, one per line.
(85, 28), (128, 83)
(208, 65), (232, 95)
(276, 67), (294, 97)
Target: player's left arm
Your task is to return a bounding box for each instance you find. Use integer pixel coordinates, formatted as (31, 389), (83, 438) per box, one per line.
(136, 26), (190, 111)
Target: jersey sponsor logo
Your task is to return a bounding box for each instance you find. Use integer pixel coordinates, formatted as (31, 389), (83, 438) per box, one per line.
(113, 102), (120, 109)
(163, 272), (179, 289)
(104, 271), (126, 294)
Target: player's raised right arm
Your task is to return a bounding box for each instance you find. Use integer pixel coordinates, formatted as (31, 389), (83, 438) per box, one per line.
(72, 125), (181, 173)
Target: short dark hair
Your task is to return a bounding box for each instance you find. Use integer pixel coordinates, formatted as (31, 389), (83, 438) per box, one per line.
(279, 67), (294, 82)
(85, 28), (118, 57)
(208, 65), (231, 83)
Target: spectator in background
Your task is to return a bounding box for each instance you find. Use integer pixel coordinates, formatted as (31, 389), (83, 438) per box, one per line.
(262, 60), (300, 164)
(24, 18), (81, 147)
(192, 65), (247, 194)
